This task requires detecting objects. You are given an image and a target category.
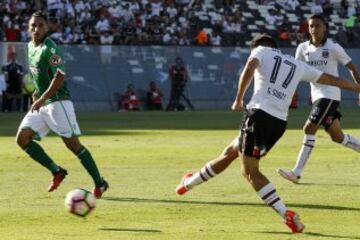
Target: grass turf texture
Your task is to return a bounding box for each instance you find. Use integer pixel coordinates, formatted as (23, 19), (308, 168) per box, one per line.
(0, 109), (359, 240)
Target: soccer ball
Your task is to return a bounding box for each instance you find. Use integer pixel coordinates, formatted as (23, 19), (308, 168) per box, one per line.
(64, 188), (96, 217)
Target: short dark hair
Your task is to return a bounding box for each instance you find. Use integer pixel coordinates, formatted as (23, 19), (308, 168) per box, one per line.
(31, 11), (47, 21)
(308, 14), (328, 29)
(250, 34), (277, 49)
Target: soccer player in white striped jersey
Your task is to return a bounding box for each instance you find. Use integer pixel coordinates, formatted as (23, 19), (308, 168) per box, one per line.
(278, 14), (360, 184)
(175, 34), (360, 233)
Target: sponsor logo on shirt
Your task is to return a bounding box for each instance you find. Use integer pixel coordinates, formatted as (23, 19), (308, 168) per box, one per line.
(322, 49), (329, 58)
(307, 60), (328, 66)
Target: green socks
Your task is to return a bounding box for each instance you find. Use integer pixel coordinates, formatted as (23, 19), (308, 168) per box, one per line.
(24, 142), (102, 185)
(24, 141), (59, 174)
(77, 147), (102, 185)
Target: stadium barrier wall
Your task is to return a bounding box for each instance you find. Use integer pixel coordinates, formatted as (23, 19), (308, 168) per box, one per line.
(1, 43), (359, 111)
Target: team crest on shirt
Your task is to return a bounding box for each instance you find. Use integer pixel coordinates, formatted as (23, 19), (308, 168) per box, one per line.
(49, 54), (62, 66)
(322, 49), (329, 58)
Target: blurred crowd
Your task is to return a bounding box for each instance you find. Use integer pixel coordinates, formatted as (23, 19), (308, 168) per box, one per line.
(0, 0), (245, 46)
(1, 0), (360, 47)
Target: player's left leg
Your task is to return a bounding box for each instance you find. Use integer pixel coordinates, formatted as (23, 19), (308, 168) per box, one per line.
(62, 136), (109, 198)
(241, 154), (304, 233)
(176, 137), (239, 195)
(326, 119), (360, 152)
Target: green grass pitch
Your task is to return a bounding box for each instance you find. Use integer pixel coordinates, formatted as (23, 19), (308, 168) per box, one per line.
(0, 109), (360, 240)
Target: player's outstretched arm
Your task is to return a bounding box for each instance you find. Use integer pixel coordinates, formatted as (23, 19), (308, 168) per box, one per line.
(346, 62), (360, 84)
(318, 73), (360, 93)
(232, 57), (259, 112)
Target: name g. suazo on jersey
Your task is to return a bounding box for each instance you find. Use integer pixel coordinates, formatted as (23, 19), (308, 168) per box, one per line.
(267, 87), (286, 100)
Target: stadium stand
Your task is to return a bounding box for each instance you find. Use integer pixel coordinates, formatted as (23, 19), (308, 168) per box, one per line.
(0, 0), (360, 47)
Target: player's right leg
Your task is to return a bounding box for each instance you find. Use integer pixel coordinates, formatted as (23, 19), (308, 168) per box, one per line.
(16, 112), (66, 192)
(175, 137), (239, 195)
(239, 110), (304, 233)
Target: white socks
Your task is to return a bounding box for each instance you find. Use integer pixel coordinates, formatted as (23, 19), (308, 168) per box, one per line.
(292, 134), (316, 177)
(184, 162), (217, 189)
(341, 134), (360, 152)
(257, 182), (287, 218)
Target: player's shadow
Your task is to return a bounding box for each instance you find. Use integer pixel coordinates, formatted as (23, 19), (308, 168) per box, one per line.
(103, 197), (360, 212)
(298, 182), (360, 187)
(99, 227), (161, 233)
(255, 231), (360, 239)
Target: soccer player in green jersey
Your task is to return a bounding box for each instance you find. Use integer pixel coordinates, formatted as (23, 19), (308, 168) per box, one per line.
(16, 11), (108, 198)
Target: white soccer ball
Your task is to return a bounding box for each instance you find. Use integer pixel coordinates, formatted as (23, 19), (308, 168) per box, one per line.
(64, 188), (96, 217)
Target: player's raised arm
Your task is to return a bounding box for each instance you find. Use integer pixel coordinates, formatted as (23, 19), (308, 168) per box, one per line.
(232, 57), (259, 112)
(317, 73), (360, 92)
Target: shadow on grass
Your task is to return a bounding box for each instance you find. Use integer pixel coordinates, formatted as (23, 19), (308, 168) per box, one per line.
(255, 231), (360, 239)
(298, 182), (360, 187)
(103, 197), (360, 212)
(99, 227), (162, 233)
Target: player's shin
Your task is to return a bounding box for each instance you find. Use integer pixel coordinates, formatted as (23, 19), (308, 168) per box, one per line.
(292, 134), (316, 177)
(256, 182), (287, 218)
(24, 141), (59, 173)
(184, 162), (217, 189)
(341, 134), (360, 152)
(76, 147), (102, 185)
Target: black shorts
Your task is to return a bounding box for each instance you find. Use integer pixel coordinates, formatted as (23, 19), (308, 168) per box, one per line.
(308, 98), (342, 129)
(238, 109), (287, 159)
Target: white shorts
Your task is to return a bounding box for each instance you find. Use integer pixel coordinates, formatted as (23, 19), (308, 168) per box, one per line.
(18, 100), (81, 139)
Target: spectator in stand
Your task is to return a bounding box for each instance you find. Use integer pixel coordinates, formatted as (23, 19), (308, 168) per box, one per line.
(341, 0), (349, 17)
(5, 22), (21, 42)
(345, 14), (357, 44)
(311, 0), (323, 14)
(210, 31), (222, 46)
(266, 9), (277, 25)
(194, 27), (209, 45)
(283, 0), (300, 11)
(95, 14), (110, 35)
(47, 0), (63, 18)
(347, 3), (356, 17)
(119, 84), (140, 111)
(163, 30), (173, 44)
(120, 4), (135, 23)
(146, 81), (163, 110)
(322, 0), (333, 17)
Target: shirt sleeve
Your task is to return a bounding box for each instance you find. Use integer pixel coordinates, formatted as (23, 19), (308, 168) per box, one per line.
(301, 61), (323, 83)
(295, 45), (305, 61)
(249, 46), (264, 66)
(45, 46), (66, 76)
(334, 43), (352, 66)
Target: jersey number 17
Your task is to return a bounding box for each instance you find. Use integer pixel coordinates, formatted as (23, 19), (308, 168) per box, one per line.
(270, 55), (296, 89)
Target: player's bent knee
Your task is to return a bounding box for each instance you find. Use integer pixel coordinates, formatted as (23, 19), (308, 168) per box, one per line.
(16, 132), (31, 149)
